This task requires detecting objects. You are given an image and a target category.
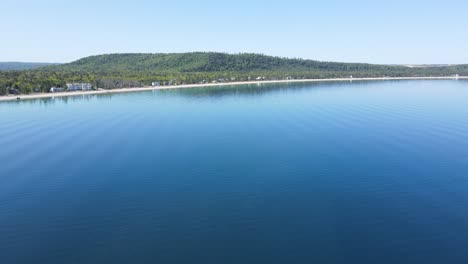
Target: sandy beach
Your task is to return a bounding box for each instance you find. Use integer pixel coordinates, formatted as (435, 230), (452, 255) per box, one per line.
(0, 76), (466, 102)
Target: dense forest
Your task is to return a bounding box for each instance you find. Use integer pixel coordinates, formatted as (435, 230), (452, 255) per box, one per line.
(1, 52), (467, 95)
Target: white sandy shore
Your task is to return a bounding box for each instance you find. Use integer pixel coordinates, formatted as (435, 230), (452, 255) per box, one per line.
(1, 76), (466, 102)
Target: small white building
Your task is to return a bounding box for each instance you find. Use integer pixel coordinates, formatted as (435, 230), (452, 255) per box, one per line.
(50, 87), (64, 93)
(152, 82), (161, 87)
(66, 83), (92, 91)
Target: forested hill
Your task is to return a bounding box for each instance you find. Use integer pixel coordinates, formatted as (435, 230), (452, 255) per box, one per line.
(48, 52), (468, 73)
(1, 52), (467, 94)
(53, 53), (399, 72)
(0, 62), (58, 71)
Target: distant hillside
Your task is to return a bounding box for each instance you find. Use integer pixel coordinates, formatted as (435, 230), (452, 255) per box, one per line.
(1, 52), (467, 93)
(0, 62), (59, 71)
(53, 52), (401, 73)
(46, 52), (468, 78)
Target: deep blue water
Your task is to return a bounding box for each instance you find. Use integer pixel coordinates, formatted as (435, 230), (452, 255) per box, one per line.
(1, 80), (468, 263)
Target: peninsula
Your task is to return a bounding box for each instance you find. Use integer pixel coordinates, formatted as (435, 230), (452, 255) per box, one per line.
(1, 52), (467, 97)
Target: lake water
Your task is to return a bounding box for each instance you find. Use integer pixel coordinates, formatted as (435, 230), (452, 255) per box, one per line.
(1, 80), (468, 263)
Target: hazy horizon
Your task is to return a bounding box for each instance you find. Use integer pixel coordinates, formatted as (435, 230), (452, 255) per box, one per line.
(2, 0), (468, 64)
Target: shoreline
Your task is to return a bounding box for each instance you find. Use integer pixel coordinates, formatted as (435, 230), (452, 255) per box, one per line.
(1, 76), (466, 102)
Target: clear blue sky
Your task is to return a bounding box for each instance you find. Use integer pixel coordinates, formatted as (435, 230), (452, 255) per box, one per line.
(2, 0), (467, 64)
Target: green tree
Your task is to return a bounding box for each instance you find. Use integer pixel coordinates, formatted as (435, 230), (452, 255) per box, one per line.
(0, 86), (6, 95)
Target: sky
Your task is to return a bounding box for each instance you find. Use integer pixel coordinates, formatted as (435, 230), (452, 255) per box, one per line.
(1, 0), (467, 64)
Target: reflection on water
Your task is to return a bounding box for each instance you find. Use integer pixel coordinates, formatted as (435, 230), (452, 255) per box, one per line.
(4, 80), (387, 107)
(6, 79), (462, 107)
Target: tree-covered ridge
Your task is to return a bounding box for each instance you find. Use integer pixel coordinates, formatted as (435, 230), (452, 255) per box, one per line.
(50, 52), (401, 73)
(1, 52), (467, 95)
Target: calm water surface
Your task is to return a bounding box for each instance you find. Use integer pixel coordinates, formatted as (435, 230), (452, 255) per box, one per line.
(1, 80), (468, 263)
